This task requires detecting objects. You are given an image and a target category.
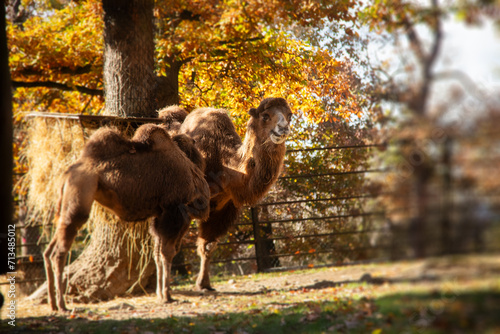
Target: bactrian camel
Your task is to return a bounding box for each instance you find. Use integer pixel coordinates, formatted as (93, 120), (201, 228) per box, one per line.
(43, 124), (209, 311)
(179, 97), (293, 290)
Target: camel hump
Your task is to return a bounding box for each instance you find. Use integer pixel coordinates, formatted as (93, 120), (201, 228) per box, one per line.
(132, 124), (173, 151)
(158, 105), (188, 123)
(157, 105), (188, 135)
(180, 108), (242, 171)
(82, 127), (132, 160)
(181, 108), (241, 145)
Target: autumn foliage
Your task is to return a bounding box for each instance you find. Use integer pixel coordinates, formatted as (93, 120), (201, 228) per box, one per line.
(8, 0), (364, 125)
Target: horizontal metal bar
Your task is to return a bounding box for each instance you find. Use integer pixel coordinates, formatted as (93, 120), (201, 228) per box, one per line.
(287, 143), (387, 153)
(14, 254), (43, 260)
(16, 259), (45, 265)
(257, 193), (383, 207)
(16, 242), (48, 248)
(25, 112), (164, 124)
(267, 228), (380, 241)
(259, 211), (385, 224)
(218, 240), (254, 246)
(17, 223), (53, 229)
(181, 239), (255, 250)
(279, 169), (388, 180)
(210, 256), (257, 264)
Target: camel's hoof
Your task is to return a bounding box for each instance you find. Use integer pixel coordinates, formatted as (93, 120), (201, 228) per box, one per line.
(196, 286), (216, 292)
(157, 297), (176, 304)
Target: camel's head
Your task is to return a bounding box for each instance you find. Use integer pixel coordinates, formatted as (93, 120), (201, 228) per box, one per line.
(249, 97), (293, 145)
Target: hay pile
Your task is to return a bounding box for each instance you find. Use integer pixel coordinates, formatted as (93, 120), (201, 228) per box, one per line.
(23, 118), (87, 227)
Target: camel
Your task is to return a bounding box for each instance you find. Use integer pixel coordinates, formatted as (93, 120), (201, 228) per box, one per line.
(43, 124), (210, 311)
(179, 97), (293, 290)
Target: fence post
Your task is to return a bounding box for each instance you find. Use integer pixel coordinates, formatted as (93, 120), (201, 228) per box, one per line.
(441, 136), (453, 254)
(251, 206), (265, 273)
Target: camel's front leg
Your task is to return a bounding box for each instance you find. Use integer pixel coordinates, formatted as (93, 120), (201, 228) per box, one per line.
(160, 240), (175, 302)
(150, 206), (190, 303)
(195, 238), (218, 291)
(195, 201), (239, 291)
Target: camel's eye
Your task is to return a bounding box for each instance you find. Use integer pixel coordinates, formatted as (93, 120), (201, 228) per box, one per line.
(262, 113), (270, 122)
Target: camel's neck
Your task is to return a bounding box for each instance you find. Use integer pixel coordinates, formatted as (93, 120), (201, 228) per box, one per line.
(231, 124), (286, 206)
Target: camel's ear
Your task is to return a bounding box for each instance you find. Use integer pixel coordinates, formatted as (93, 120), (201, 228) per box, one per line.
(248, 108), (258, 118)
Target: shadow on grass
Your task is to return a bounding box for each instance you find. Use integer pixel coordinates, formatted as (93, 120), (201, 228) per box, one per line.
(3, 290), (500, 334)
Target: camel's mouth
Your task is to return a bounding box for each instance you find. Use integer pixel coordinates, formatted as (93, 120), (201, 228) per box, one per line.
(270, 131), (288, 144)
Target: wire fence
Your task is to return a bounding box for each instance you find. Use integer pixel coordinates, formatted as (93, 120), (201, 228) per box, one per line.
(6, 112), (500, 296)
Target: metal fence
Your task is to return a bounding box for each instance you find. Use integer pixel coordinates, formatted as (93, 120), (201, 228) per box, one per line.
(6, 113), (500, 295)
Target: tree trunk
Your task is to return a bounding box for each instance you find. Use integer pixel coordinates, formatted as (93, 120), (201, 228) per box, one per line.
(1, 3), (14, 275)
(155, 58), (182, 108)
(65, 217), (156, 302)
(61, 0), (159, 301)
(102, 0), (156, 117)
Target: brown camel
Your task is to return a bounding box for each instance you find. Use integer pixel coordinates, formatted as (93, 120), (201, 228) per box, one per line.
(43, 124), (209, 311)
(179, 97), (293, 290)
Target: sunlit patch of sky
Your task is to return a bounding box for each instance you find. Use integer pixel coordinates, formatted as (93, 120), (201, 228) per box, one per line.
(439, 18), (500, 86)
(362, 9), (500, 127)
(433, 16), (500, 127)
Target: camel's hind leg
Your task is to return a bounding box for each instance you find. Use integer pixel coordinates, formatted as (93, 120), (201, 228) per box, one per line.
(44, 213), (90, 311)
(44, 170), (97, 311)
(151, 234), (164, 302)
(43, 238), (58, 310)
(196, 201), (240, 291)
(150, 205), (190, 303)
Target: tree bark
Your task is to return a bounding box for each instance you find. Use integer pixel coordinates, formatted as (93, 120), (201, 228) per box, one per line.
(65, 219), (156, 302)
(1, 2), (14, 276)
(102, 0), (156, 117)
(155, 57), (183, 108)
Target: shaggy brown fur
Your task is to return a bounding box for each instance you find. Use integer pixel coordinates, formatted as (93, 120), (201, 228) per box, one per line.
(157, 105), (188, 136)
(179, 97), (293, 290)
(44, 124), (209, 312)
(172, 134), (206, 172)
(132, 124), (205, 170)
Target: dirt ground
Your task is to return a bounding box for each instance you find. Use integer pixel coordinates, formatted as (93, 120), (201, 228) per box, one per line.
(11, 254), (500, 318)
(2, 254), (500, 333)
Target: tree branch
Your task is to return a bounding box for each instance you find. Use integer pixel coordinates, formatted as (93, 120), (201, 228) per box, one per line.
(216, 36), (264, 46)
(15, 64), (95, 77)
(433, 70), (484, 100)
(12, 80), (103, 96)
(425, 1), (443, 81)
(402, 17), (425, 63)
